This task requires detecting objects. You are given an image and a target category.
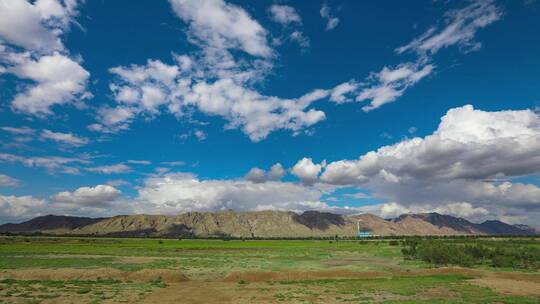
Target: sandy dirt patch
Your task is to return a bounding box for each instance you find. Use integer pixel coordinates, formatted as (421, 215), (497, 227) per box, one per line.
(141, 282), (236, 304)
(221, 270), (389, 282)
(470, 277), (540, 297)
(397, 266), (483, 277)
(491, 271), (540, 283)
(418, 287), (459, 299)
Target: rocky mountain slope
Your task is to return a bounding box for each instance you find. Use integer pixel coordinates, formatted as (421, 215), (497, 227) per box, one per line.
(395, 213), (538, 235)
(0, 215), (103, 234)
(0, 211), (536, 237)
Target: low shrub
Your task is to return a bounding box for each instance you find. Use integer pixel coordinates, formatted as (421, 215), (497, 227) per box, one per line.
(401, 239), (539, 270)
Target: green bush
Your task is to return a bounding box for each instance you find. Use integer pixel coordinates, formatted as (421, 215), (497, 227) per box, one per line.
(401, 239), (539, 270)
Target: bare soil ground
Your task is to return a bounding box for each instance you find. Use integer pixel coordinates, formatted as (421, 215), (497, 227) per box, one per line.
(221, 269), (390, 282)
(470, 277), (540, 296)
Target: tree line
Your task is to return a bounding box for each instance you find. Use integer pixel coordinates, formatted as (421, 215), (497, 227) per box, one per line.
(401, 238), (540, 270)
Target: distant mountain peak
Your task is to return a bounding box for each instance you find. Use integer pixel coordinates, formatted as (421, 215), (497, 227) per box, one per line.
(0, 211), (536, 237)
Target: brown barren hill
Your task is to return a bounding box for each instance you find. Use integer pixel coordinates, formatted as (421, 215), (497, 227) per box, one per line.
(0, 211), (536, 237)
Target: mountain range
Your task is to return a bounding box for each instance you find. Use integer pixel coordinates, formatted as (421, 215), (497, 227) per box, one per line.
(0, 211), (536, 238)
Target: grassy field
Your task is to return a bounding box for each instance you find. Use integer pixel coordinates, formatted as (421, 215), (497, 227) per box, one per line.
(0, 236), (538, 303)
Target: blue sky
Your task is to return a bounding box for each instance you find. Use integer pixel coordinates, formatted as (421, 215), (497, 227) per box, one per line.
(1, 0), (540, 226)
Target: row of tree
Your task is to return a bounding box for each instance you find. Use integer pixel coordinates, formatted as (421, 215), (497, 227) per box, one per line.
(401, 239), (540, 270)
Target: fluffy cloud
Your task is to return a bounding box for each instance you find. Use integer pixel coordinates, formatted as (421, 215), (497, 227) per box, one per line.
(322, 105), (540, 185)
(0, 174), (20, 187)
(0, 194), (46, 222)
(244, 163), (286, 183)
(51, 185), (121, 207)
(41, 129), (89, 147)
(169, 0), (272, 58)
(0, 0), (64, 52)
(92, 1), (501, 140)
(330, 81), (358, 103)
(396, 0), (502, 55)
(321, 106), (538, 187)
(90, 0), (333, 141)
(96, 58), (329, 141)
(269, 4), (301, 25)
(244, 167), (267, 183)
(186, 79), (326, 141)
(320, 3), (339, 31)
(86, 164), (131, 174)
(291, 158), (325, 185)
(0, 184), (125, 222)
(0, 0), (90, 116)
(269, 4), (309, 49)
(0, 174), (366, 222)
(135, 173), (326, 214)
(7, 53), (91, 115)
(268, 163), (286, 180)
(378, 202), (489, 219)
(377, 180), (540, 211)
(296, 105), (540, 224)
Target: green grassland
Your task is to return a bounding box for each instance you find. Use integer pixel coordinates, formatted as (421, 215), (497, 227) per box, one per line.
(0, 236), (538, 303)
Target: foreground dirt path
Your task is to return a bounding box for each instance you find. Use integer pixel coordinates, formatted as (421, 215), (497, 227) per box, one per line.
(141, 282), (236, 304)
(470, 277), (540, 297)
(469, 271), (540, 297)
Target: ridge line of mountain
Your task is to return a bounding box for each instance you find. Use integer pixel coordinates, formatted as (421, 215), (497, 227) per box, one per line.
(0, 211), (536, 237)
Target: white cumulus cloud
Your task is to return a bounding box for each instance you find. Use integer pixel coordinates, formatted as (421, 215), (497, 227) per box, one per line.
(51, 185), (121, 207)
(291, 158), (325, 186)
(244, 163), (286, 183)
(135, 172), (326, 214)
(294, 105), (540, 225)
(0, 0), (90, 116)
(0, 194), (46, 222)
(169, 0), (272, 58)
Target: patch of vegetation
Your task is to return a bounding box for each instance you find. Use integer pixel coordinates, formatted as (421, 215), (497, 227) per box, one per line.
(0, 278), (166, 303)
(401, 239), (540, 270)
(0, 236), (538, 303)
(271, 274), (538, 303)
(280, 274), (469, 296)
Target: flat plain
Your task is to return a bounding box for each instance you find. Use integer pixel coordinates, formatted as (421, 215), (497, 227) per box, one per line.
(0, 236), (538, 303)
